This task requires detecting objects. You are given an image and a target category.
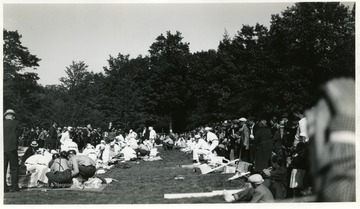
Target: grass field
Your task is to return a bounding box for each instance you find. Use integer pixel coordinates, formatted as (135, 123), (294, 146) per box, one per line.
(4, 148), (246, 204)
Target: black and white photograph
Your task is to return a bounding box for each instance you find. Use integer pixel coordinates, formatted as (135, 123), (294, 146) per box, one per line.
(1, 0), (356, 206)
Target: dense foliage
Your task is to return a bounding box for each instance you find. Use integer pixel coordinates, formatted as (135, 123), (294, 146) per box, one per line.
(3, 3), (355, 132)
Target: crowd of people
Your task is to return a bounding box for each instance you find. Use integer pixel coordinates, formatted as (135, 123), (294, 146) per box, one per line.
(4, 117), (164, 191)
(3, 78), (355, 203)
(164, 109), (310, 201)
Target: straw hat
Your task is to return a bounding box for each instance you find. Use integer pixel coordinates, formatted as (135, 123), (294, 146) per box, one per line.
(4, 109), (16, 117)
(30, 141), (38, 147)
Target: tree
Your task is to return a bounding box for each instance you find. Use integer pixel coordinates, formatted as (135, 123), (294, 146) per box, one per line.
(59, 61), (99, 126)
(102, 53), (151, 129)
(3, 30), (41, 79)
(3, 29), (41, 125)
(146, 31), (191, 132)
(268, 2), (355, 108)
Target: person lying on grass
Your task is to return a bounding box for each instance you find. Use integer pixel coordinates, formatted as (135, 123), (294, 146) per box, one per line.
(67, 149), (96, 186)
(224, 174), (274, 203)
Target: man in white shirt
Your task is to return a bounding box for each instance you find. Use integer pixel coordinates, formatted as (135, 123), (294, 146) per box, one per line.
(149, 126), (157, 146)
(292, 105), (308, 146)
(192, 134), (211, 165)
(204, 127), (219, 152)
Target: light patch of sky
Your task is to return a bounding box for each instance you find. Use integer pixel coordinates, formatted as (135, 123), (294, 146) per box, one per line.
(3, 2), (354, 85)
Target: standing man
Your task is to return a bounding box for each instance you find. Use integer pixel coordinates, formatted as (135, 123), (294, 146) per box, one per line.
(46, 122), (58, 151)
(291, 105), (308, 147)
(4, 109), (22, 192)
(148, 126), (157, 147)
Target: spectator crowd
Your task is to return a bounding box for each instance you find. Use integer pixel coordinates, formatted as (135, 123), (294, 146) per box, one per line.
(3, 78), (355, 203)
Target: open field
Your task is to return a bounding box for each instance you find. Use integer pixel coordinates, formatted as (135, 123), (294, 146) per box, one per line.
(4, 148), (245, 204)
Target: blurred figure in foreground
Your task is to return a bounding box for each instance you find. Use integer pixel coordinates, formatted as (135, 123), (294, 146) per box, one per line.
(306, 78), (355, 201)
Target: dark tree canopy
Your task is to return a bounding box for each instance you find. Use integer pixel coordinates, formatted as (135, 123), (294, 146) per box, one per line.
(3, 2), (355, 132)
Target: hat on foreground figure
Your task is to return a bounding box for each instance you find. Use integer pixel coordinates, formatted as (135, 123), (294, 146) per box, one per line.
(4, 109), (16, 117)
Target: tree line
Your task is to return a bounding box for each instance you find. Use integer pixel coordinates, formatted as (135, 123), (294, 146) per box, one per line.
(3, 2), (355, 133)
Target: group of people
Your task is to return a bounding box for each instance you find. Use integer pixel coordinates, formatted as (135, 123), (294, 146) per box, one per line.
(3, 78), (355, 202)
(4, 109), (98, 191)
(4, 115), (163, 191)
(167, 112), (308, 201)
(169, 78), (354, 203)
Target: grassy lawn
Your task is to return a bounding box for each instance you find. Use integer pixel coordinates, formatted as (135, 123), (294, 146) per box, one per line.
(4, 148), (245, 204)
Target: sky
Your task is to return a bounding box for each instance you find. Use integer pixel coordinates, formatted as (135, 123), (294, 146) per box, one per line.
(2, 1), (355, 86)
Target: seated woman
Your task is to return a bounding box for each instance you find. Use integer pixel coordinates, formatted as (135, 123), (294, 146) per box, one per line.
(46, 151), (72, 188)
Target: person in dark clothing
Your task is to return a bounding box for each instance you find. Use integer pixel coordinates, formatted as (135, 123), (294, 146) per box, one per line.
(90, 128), (102, 146)
(46, 151), (72, 188)
(254, 120), (272, 172)
(46, 122), (58, 151)
(163, 135), (174, 150)
(22, 141), (39, 164)
(4, 109), (22, 192)
(289, 142), (307, 197)
(272, 120), (287, 162)
(224, 174), (274, 203)
(263, 155), (288, 200)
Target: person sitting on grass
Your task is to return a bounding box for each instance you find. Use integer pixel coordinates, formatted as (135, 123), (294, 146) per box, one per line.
(192, 134), (210, 165)
(22, 141), (39, 164)
(120, 144), (138, 161)
(46, 151), (72, 188)
(262, 155), (288, 200)
(163, 135), (174, 150)
(224, 174), (274, 203)
(67, 149), (96, 187)
(137, 141), (151, 157)
(24, 149), (51, 188)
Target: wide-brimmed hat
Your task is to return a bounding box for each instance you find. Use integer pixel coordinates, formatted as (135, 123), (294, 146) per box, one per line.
(4, 109), (16, 117)
(248, 174), (264, 185)
(30, 141), (38, 147)
(204, 127), (212, 131)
